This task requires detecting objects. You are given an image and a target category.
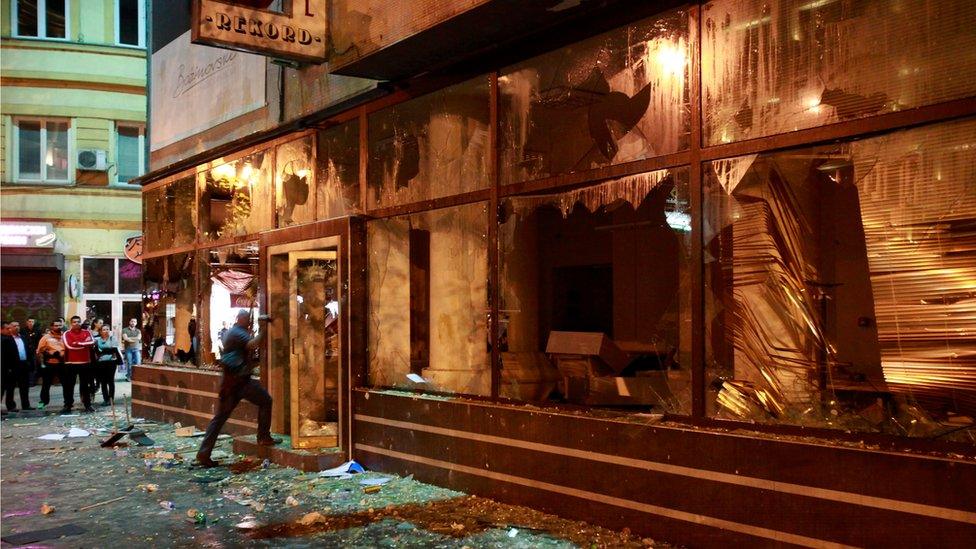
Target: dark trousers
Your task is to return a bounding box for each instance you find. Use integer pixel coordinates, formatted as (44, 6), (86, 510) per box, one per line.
(198, 375), (272, 458)
(96, 361), (116, 403)
(39, 363), (62, 406)
(62, 363), (94, 410)
(2, 365), (30, 410)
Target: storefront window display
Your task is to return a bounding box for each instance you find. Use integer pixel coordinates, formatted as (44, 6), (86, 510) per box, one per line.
(197, 243), (261, 369)
(499, 8), (689, 185)
(702, 0), (976, 145)
(367, 76), (490, 209)
(704, 117), (976, 439)
(143, 176), (197, 252)
(199, 151), (275, 241)
(143, 252), (198, 367)
(316, 119), (361, 220)
(499, 168), (692, 412)
(367, 202), (490, 396)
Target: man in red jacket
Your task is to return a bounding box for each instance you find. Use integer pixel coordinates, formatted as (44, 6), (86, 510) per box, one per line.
(62, 315), (95, 413)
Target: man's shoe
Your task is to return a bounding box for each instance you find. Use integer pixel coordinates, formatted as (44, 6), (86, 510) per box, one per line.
(83, 406), (95, 413)
(196, 454), (219, 468)
(256, 436), (283, 446)
(6, 407), (18, 413)
(37, 403), (46, 410)
(100, 401), (110, 407)
(60, 407), (73, 415)
(22, 406), (36, 411)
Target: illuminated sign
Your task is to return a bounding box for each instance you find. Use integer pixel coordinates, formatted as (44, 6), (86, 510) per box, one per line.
(191, 0), (327, 64)
(0, 222), (56, 248)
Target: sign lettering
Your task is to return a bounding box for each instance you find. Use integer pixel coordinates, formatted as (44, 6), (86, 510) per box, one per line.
(191, 0), (328, 64)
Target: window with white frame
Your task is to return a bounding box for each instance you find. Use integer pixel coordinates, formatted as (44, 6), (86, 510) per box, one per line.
(116, 0), (145, 47)
(116, 124), (145, 184)
(81, 257), (143, 335)
(14, 118), (70, 182)
(12, 0), (68, 40)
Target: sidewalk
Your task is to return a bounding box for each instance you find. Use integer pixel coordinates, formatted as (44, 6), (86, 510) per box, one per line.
(2, 376), (132, 416)
(1, 401), (669, 547)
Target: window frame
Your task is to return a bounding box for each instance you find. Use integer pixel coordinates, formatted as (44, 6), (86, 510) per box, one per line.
(114, 122), (145, 186)
(80, 257), (143, 328)
(10, 0), (71, 41)
(114, 0), (145, 48)
(12, 117), (73, 184)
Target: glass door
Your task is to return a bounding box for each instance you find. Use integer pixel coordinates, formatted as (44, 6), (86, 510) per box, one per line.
(267, 236), (342, 449)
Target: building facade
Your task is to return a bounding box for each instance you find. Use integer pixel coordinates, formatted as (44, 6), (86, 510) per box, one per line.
(136, 1), (976, 546)
(0, 0), (146, 330)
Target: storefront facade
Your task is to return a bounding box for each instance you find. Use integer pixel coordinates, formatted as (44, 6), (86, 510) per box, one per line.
(137, 1), (976, 545)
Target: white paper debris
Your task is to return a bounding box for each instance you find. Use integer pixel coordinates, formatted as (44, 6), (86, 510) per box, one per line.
(406, 373), (427, 383)
(67, 428), (90, 438)
(37, 434), (66, 441)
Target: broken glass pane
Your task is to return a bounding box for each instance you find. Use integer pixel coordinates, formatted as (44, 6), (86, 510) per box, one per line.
(317, 120), (362, 220)
(197, 243), (261, 369)
(199, 151), (274, 241)
(367, 77), (490, 209)
(144, 176), (197, 252)
(143, 253), (198, 367)
(367, 202), (489, 396)
(705, 118), (976, 441)
(276, 136), (316, 227)
(498, 168), (692, 413)
(499, 8), (689, 185)
(702, 0), (976, 145)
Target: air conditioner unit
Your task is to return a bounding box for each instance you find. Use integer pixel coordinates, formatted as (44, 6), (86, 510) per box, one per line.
(77, 149), (108, 171)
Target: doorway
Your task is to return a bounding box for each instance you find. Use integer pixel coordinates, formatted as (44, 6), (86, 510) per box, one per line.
(267, 236), (342, 449)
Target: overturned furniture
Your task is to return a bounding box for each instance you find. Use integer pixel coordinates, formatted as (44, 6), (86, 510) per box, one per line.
(546, 331), (673, 406)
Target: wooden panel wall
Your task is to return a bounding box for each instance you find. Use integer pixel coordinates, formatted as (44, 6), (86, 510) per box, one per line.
(131, 365), (258, 435)
(352, 390), (976, 548)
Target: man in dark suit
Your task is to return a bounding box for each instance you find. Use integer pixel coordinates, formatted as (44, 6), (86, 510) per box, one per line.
(2, 320), (34, 412)
(20, 317), (41, 386)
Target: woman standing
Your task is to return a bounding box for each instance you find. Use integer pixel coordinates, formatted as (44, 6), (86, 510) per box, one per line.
(93, 325), (121, 406)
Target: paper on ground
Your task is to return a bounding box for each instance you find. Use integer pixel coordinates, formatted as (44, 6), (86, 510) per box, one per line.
(359, 477), (391, 486)
(67, 428), (90, 438)
(37, 434), (66, 441)
(406, 373), (427, 383)
(318, 460), (365, 478)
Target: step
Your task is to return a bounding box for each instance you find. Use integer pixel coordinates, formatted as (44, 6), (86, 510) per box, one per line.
(232, 434), (346, 472)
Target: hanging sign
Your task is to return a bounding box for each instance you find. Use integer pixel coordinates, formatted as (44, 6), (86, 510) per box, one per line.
(124, 235), (144, 265)
(191, 0), (328, 64)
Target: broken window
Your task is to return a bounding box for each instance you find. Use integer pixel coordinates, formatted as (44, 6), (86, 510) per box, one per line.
(143, 176), (196, 252)
(498, 168), (692, 413)
(367, 202), (490, 396)
(705, 118), (976, 441)
(499, 8), (689, 185)
(199, 151), (274, 241)
(367, 77), (490, 209)
(316, 119), (362, 220)
(197, 243), (261, 369)
(702, 0), (976, 145)
(276, 136), (316, 227)
(143, 253), (198, 367)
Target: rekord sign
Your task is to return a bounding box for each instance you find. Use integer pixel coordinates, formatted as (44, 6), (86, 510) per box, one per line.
(191, 0), (327, 64)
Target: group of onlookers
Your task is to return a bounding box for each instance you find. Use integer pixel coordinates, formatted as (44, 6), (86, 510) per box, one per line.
(1, 316), (142, 414)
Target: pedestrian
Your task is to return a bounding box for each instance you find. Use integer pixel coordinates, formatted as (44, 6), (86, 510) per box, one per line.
(62, 315), (95, 413)
(20, 317), (40, 387)
(87, 318), (106, 397)
(121, 318), (141, 381)
(93, 325), (121, 406)
(35, 319), (66, 410)
(196, 310), (280, 467)
(2, 320), (34, 412)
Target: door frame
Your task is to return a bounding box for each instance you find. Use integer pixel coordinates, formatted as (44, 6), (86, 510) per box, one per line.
(259, 217), (366, 456)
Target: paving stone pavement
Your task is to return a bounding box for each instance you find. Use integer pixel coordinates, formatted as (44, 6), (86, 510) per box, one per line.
(1, 385), (670, 548)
